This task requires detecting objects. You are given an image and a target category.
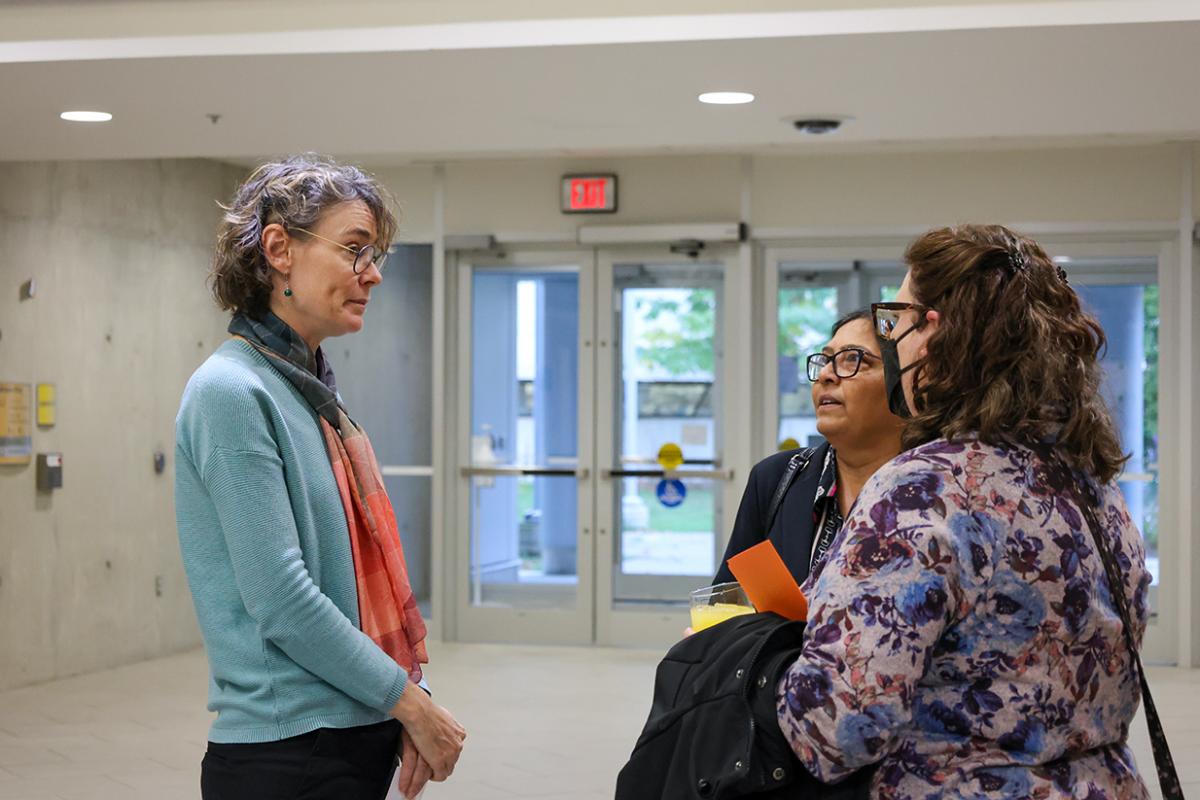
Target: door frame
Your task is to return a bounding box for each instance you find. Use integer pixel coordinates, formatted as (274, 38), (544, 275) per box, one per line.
(451, 247), (597, 645)
(593, 245), (746, 646)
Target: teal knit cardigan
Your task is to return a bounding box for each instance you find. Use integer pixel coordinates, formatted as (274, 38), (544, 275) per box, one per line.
(175, 339), (408, 743)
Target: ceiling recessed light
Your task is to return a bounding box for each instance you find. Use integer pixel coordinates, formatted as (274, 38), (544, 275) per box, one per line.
(698, 92), (755, 105)
(60, 111), (112, 123)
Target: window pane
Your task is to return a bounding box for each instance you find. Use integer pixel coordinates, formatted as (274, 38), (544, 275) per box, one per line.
(383, 476), (432, 618)
(614, 264), (723, 602)
(470, 270), (580, 608)
(637, 382), (713, 418)
(1076, 276), (1158, 585)
(620, 477), (718, 576)
(326, 244), (432, 465)
(778, 286), (838, 448)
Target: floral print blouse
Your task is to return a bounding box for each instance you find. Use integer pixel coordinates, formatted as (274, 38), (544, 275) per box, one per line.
(776, 438), (1151, 800)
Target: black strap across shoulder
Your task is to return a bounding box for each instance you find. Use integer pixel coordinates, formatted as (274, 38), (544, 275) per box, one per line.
(764, 447), (816, 537)
(1066, 468), (1184, 799)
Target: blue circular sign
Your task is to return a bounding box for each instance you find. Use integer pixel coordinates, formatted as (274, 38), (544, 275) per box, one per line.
(655, 478), (687, 508)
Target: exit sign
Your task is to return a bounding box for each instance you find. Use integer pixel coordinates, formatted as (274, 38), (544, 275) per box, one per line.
(561, 174), (617, 214)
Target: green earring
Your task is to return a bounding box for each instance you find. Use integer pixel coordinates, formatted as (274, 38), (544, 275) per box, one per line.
(284, 285), (293, 297)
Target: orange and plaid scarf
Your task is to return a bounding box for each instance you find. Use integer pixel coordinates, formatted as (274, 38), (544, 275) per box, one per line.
(230, 313), (428, 681)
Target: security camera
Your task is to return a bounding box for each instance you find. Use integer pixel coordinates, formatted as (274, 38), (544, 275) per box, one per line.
(792, 118), (843, 135)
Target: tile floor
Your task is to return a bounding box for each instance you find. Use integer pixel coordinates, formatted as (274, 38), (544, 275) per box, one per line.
(0, 642), (1197, 799)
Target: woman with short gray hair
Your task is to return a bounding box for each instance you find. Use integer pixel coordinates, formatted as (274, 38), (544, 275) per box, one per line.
(176, 154), (464, 800)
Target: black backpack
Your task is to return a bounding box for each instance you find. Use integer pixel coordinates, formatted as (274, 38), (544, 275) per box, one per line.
(614, 612), (872, 800)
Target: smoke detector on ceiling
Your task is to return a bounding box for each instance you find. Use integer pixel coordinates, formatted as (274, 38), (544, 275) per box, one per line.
(788, 116), (852, 135)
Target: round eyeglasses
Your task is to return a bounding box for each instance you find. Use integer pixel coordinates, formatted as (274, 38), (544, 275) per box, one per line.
(806, 347), (875, 382)
(288, 226), (390, 275)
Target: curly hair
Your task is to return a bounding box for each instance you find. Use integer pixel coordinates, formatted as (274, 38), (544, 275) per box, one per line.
(903, 224), (1128, 482)
(210, 153), (398, 317)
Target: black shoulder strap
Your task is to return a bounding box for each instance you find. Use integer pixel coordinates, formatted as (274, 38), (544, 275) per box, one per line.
(764, 447), (817, 537)
(1068, 471), (1183, 799)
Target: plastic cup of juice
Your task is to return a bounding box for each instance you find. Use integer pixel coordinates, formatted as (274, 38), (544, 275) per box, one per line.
(689, 582), (755, 632)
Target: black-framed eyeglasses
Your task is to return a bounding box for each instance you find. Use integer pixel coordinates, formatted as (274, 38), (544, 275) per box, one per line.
(288, 227), (390, 275)
(871, 301), (934, 340)
(806, 347), (876, 382)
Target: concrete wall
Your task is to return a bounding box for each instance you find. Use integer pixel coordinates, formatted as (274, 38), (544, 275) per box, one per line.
(0, 158), (243, 690)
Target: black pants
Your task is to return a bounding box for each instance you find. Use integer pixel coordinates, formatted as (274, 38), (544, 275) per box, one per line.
(201, 719), (402, 800)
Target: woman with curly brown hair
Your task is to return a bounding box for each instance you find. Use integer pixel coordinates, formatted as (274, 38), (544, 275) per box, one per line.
(175, 154), (464, 800)
(775, 224), (1168, 799)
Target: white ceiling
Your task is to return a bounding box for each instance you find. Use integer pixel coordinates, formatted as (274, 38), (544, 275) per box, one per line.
(1, 2), (1199, 164)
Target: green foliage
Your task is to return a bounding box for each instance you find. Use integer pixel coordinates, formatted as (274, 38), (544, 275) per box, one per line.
(1143, 284), (1158, 452)
(635, 290), (716, 376)
(1142, 284), (1159, 553)
(777, 287), (840, 417)
(778, 287), (839, 357)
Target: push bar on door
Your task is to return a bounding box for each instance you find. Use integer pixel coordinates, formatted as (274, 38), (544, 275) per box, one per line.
(600, 468), (734, 480)
(461, 465), (590, 479)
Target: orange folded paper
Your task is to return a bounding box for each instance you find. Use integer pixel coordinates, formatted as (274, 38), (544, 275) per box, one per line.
(727, 540), (809, 621)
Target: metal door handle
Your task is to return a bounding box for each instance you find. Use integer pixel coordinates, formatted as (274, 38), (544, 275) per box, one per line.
(618, 456), (722, 467)
(462, 465), (589, 479)
(600, 468), (733, 481)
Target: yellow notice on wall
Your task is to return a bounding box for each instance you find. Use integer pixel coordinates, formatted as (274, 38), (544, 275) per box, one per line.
(0, 383), (33, 464)
(37, 383), (56, 427)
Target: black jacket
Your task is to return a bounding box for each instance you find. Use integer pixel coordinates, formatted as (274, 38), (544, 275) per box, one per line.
(614, 612), (871, 800)
(714, 441), (832, 587)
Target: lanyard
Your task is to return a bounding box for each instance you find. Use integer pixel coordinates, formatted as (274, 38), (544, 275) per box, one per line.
(810, 497), (843, 570)
(808, 447), (842, 569)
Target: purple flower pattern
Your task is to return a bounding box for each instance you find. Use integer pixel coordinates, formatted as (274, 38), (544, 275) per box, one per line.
(776, 438), (1151, 799)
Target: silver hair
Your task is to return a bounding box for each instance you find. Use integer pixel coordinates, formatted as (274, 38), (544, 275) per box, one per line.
(210, 153), (398, 316)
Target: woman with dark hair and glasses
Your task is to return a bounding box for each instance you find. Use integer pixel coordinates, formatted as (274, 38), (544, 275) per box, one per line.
(713, 308), (904, 586)
(777, 225), (1159, 799)
(176, 155), (465, 800)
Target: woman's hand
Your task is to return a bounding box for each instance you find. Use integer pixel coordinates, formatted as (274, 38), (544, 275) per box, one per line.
(389, 685), (466, 782)
(396, 728), (435, 799)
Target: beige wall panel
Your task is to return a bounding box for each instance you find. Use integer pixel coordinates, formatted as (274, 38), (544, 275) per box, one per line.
(444, 155), (742, 235)
(374, 165), (437, 243)
(1192, 143), (1200, 215)
(752, 146), (1179, 228)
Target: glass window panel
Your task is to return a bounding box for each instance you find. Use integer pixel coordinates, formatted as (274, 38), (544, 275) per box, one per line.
(382, 476), (432, 619)
(614, 264), (723, 603)
(620, 477), (717, 577)
(637, 381), (713, 418)
(326, 244), (433, 465)
(469, 475), (578, 608)
(1075, 273), (1158, 585)
(778, 286), (839, 448)
(470, 271), (580, 608)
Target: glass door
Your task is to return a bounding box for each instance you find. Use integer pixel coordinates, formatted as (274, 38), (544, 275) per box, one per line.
(1045, 251), (1171, 663)
(594, 249), (739, 645)
(454, 252), (594, 644)
(776, 264), (855, 452)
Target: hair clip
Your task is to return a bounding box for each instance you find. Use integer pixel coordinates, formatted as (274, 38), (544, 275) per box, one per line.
(1056, 265), (1069, 284)
(1006, 248), (1027, 275)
